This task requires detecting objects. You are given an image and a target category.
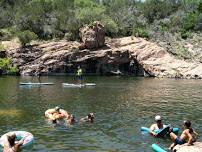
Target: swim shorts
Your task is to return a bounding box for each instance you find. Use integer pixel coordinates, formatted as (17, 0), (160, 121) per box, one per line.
(175, 137), (185, 145)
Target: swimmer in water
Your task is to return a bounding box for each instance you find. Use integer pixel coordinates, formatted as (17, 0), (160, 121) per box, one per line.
(65, 114), (76, 125)
(3, 132), (25, 152)
(149, 115), (166, 136)
(45, 106), (70, 123)
(80, 113), (94, 123)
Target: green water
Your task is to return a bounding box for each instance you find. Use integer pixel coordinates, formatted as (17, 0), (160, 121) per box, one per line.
(0, 76), (201, 152)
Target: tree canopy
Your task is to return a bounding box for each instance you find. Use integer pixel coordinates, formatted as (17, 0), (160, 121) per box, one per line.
(0, 0), (201, 41)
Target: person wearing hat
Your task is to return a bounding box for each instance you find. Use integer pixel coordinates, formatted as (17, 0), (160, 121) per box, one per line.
(45, 106), (70, 123)
(80, 113), (94, 123)
(149, 115), (166, 136)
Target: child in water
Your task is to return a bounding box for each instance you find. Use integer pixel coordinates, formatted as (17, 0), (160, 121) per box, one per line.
(169, 120), (199, 150)
(3, 133), (25, 152)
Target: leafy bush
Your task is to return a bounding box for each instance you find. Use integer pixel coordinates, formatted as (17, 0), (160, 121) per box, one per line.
(101, 16), (118, 36)
(0, 29), (12, 40)
(0, 58), (10, 70)
(198, 1), (202, 13)
(7, 65), (19, 75)
(17, 30), (38, 46)
(64, 33), (73, 41)
(0, 58), (19, 75)
(182, 12), (198, 31)
(132, 27), (149, 38)
(0, 43), (5, 52)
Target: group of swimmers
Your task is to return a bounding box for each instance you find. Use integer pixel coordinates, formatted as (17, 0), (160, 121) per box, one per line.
(2, 106), (93, 152)
(44, 106), (94, 125)
(2, 67), (85, 151)
(150, 115), (199, 150)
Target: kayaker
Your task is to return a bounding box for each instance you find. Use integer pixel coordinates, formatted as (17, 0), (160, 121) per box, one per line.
(77, 66), (83, 84)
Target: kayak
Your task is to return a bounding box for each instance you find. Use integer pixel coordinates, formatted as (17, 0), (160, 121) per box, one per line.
(62, 83), (96, 87)
(20, 82), (54, 85)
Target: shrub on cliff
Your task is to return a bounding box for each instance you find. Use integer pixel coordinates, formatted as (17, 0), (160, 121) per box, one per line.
(0, 58), (19, 75)
(17, 30), (38, 47)
(101, 16), (118, 36)
(0, 43), (5, 52)
(133, 27), (149, 39)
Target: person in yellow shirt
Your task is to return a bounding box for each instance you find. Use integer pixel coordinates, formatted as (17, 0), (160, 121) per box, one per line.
(77, 66), (83, 84)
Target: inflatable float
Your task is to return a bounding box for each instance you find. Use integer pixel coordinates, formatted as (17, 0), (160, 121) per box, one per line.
(0, 131), (34, 148)
(62, 83), (96, 87)
(141, 125), (179, 137)
(152, 144), (167, 152)
(20, 82), (54, 85)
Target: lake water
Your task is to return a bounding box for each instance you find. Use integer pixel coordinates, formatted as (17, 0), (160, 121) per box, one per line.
(0, 76), (201, 152)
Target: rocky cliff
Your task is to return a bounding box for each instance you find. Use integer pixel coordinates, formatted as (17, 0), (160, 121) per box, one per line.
(4, 36), (202, 78)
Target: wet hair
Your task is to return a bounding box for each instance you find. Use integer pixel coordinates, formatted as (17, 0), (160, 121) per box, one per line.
(70, 114), (75, 120)
(7, 133), (16, 147)
(184, 120), (191, 128)
(184, 120), (193, 133)
(88, 113), (94, 119)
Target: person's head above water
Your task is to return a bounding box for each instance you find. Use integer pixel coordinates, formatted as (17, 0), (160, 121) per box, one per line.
(54, 106), (61, 112)
(155, 115), (162, 123)
(183, 120), (191, 128)
(7, 132), (16, 147)
(70, 114), (75, 121)
(88, 113), (94, 122)
(88, 113), (94, 118)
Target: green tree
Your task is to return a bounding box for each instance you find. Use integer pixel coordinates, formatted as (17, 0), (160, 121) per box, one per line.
(17, 30), (38, 46)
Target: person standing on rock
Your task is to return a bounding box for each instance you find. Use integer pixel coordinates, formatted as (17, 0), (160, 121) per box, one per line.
(77, 66), (83, 84)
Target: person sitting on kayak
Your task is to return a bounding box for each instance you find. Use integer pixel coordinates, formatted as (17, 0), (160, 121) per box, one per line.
(76, 66), (83, 84)
(150, 115), (166, 136)
(80, 113), (94, 123)
(3, 132), (24, 152)
(169, 120), (199, 150)
(45, 106), (70, 123)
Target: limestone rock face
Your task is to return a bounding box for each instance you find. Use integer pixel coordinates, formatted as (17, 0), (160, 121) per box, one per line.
(79, 21), (105, 49)
(4, 36), (202, 78)
(173, 142), (202, 152)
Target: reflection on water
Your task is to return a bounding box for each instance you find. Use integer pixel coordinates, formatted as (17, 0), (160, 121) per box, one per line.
(0, 76), (202, 152)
